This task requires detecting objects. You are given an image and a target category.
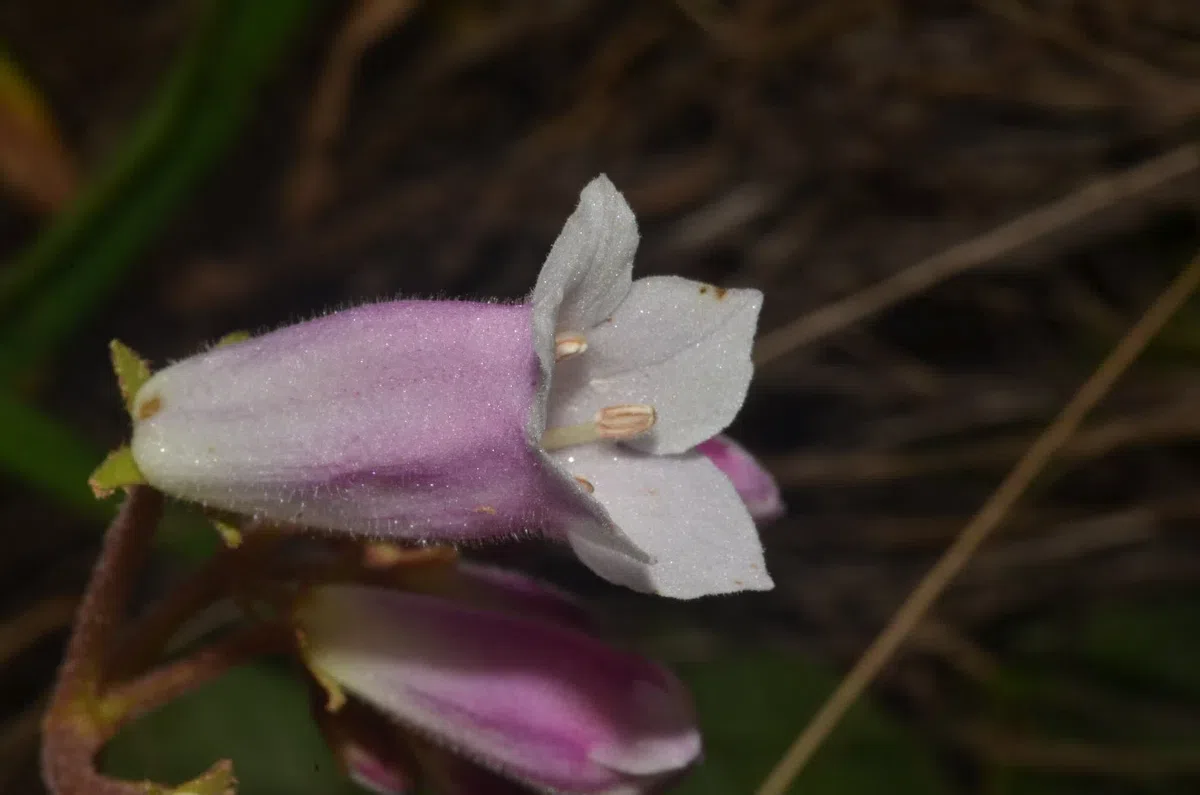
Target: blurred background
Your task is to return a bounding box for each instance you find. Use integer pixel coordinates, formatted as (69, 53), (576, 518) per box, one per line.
(3, 1), (1200, 793)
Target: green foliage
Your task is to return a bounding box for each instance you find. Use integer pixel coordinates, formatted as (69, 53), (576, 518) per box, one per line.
(0, 0), (318, 554)
(0, 390), (108, 519)
(672, 652), (947, 795)
(985, 595), (1200, 795)
(103, 662), (363, 795)
(0, 391), (217, 558)
(0, 0), (316, 379)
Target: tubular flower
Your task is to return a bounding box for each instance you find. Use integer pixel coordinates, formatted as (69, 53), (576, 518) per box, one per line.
(296, 571), (701, 795)
(128, 176), (770, 597)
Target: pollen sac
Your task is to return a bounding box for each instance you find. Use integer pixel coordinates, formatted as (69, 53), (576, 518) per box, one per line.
(595, 404), (657, 440)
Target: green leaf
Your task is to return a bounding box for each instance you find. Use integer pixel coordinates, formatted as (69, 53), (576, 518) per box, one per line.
(671, 652), (947, 795)
(0, 389), (108, 519)
(985, 595), (1200, 794)
(0, 0), (318, 379)
(103, 662), (363, 795)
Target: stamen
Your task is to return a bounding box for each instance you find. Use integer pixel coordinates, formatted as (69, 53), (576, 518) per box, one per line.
(595, 404), (656, 439)
(541, 404), (656, 451)
(574, 476), (595, 493)
(554, 332), (587, 361)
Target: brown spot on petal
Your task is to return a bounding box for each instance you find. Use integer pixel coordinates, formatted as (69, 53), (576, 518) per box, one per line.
(574, 476), (595, 494)
(474, 505), (498, 515)
(136, 394), (162, 420)
(714, 286), (728, 300)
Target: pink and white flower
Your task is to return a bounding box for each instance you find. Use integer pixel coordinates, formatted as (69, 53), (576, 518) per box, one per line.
(129, 176), (771, 598)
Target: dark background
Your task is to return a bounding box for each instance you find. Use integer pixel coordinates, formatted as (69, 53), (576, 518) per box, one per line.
(3, 2), (1200, 793)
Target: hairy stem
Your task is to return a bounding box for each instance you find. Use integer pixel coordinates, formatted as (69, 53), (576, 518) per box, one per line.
(47, 486), (162, 715)
(103, 623), (292, 729)
(106, 527), (283, 682)
(42, 487), (163, 794)
(44, 623), (287, 795)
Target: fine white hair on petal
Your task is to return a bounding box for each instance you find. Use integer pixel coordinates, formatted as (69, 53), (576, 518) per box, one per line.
(549, 276), (762, 455)
(560, 444), (773, 599)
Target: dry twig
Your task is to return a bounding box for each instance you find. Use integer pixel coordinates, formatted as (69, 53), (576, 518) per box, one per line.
(756, 252), (1200, 795)
(753, 145), (1200, 366)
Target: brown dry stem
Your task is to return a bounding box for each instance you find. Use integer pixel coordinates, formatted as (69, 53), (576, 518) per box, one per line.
(756, 252), (1200, 795)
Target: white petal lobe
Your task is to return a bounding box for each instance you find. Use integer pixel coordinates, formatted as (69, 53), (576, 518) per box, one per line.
(550, 276), (762, 454)
(559, 445), (772, 598)
(531, 175), (638, 332)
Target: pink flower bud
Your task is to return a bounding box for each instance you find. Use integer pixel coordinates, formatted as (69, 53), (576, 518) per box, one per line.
(297, 583), (701, 793)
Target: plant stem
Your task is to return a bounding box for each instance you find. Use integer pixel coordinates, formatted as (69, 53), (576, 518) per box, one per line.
(103, 624), (292, 729)
(48, 487), (162, 712)
(41, 486), (162, 795)
(106, 528), (283, 682)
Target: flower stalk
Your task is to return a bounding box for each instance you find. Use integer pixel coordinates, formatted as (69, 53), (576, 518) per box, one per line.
(40, 490), (289, 795)
(40, 487), (256, 795)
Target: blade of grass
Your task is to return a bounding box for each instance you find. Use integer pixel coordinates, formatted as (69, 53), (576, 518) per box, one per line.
(0, 392), (218, 560)
(0, 390), (108, 519)
(0, 0), (317, 380)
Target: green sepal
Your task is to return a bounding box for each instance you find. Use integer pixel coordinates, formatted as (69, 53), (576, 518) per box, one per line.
(216, 330), (251, 347)
(211, 519), (243, 548)
(109, 339), (151, 414)
(89, 446), (146, 498)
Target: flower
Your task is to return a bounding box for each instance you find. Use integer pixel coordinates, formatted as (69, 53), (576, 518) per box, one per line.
(296, 564), (701, 794)
(127, 175), (771, 598)
(695, 435), (784, 523)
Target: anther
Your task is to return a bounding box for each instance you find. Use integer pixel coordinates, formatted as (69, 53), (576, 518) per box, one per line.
(540, 404), (656, 451)
(574, 476), (595, 493)
(595, 404), (656, 439)
(554, 332), (587, 361)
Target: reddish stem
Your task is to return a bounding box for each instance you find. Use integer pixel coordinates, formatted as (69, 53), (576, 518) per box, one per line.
(42, 487), (163, 794)
(105, 527), (285, 682)
(106, 624), (291, 727)
(48, 486), (162, 712)
(43, 622), (287, 795)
